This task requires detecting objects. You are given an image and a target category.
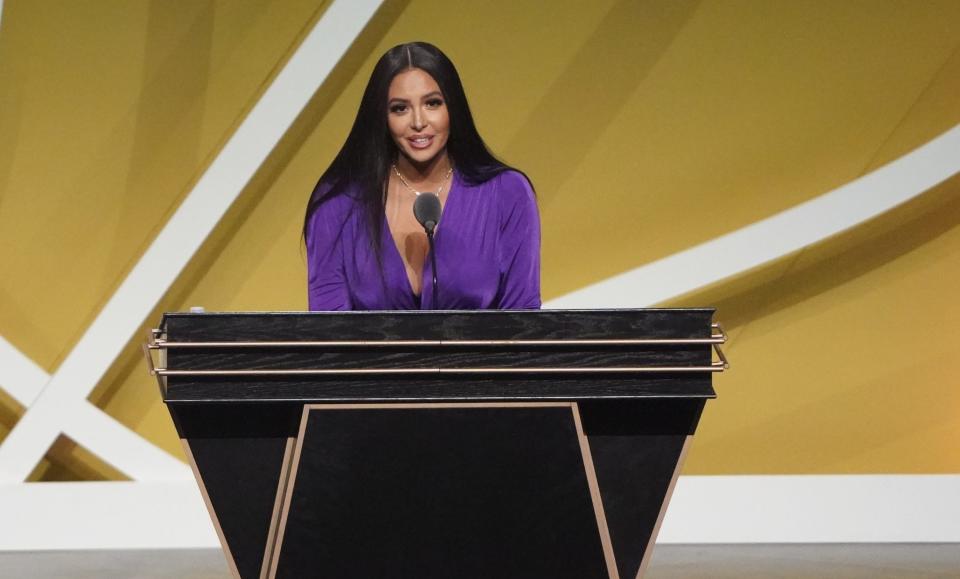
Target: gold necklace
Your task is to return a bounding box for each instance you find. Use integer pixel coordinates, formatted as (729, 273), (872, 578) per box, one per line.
(392, 163), (454, 196)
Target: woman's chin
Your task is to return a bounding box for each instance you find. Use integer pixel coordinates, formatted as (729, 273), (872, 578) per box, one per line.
(400, 147), (446, 169)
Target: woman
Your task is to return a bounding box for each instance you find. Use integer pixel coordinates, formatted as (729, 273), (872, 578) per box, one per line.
(304, 42), (540, 311)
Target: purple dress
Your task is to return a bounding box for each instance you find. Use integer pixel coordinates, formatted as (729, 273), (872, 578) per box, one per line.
(307, 170), (540, 311)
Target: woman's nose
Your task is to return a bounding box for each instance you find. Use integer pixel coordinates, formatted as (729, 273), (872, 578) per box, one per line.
(411, 108), (426, 131)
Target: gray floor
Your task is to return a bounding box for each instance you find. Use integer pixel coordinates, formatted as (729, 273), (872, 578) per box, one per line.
(645, 544), (960, 578)
(0, 544), (957, 578)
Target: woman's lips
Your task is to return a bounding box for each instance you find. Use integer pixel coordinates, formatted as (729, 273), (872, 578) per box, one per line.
(407, 135), (434, 150)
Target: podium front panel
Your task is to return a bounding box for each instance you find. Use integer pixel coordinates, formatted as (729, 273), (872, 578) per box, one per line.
(157, 309), (723, 579)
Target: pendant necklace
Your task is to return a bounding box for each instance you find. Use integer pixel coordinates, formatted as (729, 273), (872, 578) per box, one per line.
(392, 163), (454, 196)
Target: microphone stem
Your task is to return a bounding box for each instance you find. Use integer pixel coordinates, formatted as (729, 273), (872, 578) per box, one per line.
(427, 230), (438, 308)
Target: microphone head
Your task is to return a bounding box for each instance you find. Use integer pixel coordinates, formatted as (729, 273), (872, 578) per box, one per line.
(413, 192), (442, 234)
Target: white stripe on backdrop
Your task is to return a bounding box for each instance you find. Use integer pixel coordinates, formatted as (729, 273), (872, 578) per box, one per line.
(0, 0), (386, 549)
(545, 123), (960, 309)
(1, 0), (959, 548)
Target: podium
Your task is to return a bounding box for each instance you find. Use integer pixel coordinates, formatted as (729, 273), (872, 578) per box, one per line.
(146, 309), (726, 579)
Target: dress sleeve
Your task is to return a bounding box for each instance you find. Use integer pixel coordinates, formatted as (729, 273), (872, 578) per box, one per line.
(496, 171), (541, 309)
(305, 196), (352, 311)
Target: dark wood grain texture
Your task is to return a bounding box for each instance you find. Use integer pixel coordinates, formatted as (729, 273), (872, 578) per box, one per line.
(159, 310), (719, 579)
(161, 310), (717, 402)
(162, 309), (713, 341)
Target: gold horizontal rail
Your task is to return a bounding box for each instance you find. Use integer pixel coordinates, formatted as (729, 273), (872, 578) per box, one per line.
(149, 337), (725, 348)
(148, 324), (726, 349)
(143, 324), (729, 379)
(155, 363), (726, 377)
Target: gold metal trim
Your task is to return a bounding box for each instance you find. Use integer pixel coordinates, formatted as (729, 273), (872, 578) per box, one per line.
(712, 322), (730, 370)
(181, 439), (243, 579)
(636, 435), (693, 579)
(145, 324), (730, 377)
(147, 325), (728, 349)
(267, 406), (314, 579)
(154, 364), (725, 377)
(260, 437), (296, 579)
(141, 341), (156, 374)
(142, 330), (168, 395)
(149, 337), (726, 348)
(571, 402), (621, 579)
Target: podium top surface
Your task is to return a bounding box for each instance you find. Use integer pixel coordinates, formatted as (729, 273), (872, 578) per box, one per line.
(155, 309), (721, 403)
(160, 308), (715, 340)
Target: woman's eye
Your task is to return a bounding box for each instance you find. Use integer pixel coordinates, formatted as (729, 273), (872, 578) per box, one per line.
(426, 98), (444, 108)
(389, 104), (407, 113)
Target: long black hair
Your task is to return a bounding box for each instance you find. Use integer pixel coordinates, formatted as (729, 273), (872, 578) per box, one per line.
(303, 42), (516, 253)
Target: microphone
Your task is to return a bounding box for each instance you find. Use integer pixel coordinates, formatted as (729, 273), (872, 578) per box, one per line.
(413, 193), (442, 307)
(413, 192), (442, 234)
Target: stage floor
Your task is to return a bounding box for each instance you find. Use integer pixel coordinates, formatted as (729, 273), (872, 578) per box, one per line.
(0, 544), (957, 578)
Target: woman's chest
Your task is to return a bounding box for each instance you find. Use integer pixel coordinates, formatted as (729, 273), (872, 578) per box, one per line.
(347, 197), (502, 309)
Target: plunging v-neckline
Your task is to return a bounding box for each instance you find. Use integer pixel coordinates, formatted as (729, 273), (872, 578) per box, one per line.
(382, 173), (457, 302)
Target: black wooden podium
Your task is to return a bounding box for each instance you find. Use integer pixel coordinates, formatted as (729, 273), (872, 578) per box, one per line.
(146, 309), (725, 579)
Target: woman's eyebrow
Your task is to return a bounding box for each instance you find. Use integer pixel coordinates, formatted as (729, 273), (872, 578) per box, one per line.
(389, 92), (442, 103)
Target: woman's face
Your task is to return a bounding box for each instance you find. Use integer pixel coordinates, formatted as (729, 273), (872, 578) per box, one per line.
(387, 68), (450, 169)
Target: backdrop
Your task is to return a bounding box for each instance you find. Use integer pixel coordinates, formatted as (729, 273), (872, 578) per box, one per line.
(1, 0), (958, 548)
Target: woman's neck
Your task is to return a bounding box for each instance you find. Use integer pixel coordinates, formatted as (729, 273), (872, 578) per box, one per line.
(395, 153), (452, 186)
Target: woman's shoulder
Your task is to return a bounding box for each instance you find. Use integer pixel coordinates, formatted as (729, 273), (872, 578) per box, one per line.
(494, 169), (534, 194)
(311, 182), (363, 214)
(306, 182), (364, 236)
(467, 169), (537, 227)
(462, 169), (534, 199)
(491, 170), (536, 213)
